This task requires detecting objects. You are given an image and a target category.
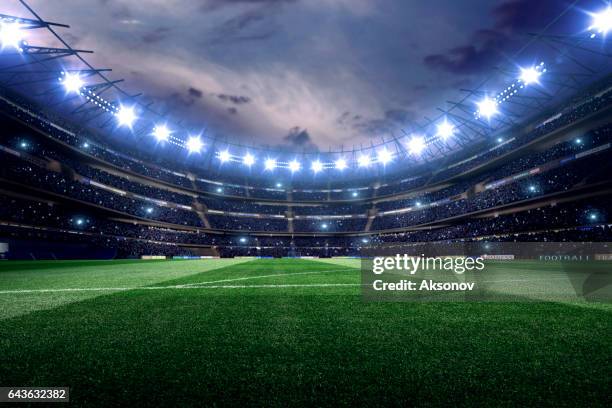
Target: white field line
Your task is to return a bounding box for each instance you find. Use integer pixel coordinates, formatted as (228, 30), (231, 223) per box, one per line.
(0, 277), (577, 295)
(0, 283), (364, 294)
(178, 268), (355, 287)
(0, 268), (357, 295)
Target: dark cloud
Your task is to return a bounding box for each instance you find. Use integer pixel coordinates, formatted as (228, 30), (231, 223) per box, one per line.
(281, 127), (318, 151)
(205, 4), (285, 45)
(142, 27), (171, 44)
(228, 107), (238, 115)
(423, 0), (568, 75)
(215, 93), (251, 105)
(188, 87), (203, 98)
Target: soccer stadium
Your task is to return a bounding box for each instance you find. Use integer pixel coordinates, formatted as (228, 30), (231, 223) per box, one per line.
(0, 0), (611, 406)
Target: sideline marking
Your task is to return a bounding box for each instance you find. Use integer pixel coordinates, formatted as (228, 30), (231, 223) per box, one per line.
(178, 268), (355, 287)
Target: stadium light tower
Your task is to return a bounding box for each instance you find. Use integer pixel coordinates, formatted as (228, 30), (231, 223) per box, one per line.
(243, 153), (255, 167)
(218, 150), (231, 163)
(589, 6), (612, 36)
(436, 119), (454, 140)
(265, 158), (276, 171)
(0, 21), (25, 49)
(335, 158), (347, 171)
(289, 159), (301, 173)
(61, 73), (85, 94)
(408, 136), (426, 155)
(116, 105), (136, 128)
(311, 160), (323, 173)
(186, 136), (203, 153)
(477, 97), (498, 119)
(377, 148), (393, 165)
(519, 66), (541, 85)
(152, 124), (171, 142)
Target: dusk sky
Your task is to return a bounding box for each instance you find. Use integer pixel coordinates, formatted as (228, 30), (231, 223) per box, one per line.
(4, 0), (601, 151)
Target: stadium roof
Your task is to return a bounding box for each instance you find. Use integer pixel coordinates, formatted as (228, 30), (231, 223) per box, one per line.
(0, 1), (611, 181)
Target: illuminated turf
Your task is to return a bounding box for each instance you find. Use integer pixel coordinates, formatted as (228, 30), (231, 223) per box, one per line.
(0, 258), (610, 406)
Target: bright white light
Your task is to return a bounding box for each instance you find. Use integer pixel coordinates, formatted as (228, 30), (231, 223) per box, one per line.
(477, 98), (498, 119)
(497, 137), (503, 143)
(146, 207), (154, 214)
(590, 213), (597, 220)
(361, 238), (369, 244)
(408, 136), (426, 155)
(352, 191), (358, 197)
(0, 22), (24, 49)
(311, 160), (323, 173)
(116, 105), (136, 128)
(575, 138), (582, 144)
(218, 150), (231, 163)
(589, 7), (612, 35)
(62, 73), (84, 93)
(186, 136), (203, 153)
(437, 120), (454, 140)
(377, 149), (393, 165)
(289, 160), (301, 173)
(275, 182), (282, 188)
(76, 218), (84, 225)
(239, 237), (247, 243)
(152, 124), (171, 142)
(321, 223), (328, 229)
(335, 158), (347, 170)
(519, 67), (541, 85)
(415, 201), (422, 207)
(529, 185), (536, 192)
(243, 153), (255, 166)
(358, 154), (371, 168)
(265, 159), (276, 171)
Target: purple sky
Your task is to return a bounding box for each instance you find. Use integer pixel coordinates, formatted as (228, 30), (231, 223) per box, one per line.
(4, 0), (596, 151)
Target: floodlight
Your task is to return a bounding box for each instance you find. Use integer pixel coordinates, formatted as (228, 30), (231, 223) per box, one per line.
(265, 158), (276, 171)
(218, 150), (231, 163)
(497, 137), (503, 143)
(335, 158), (347, 170)
(146, 207), (154, 214)
(529, 185), (536, 192)
(186, 136), (203, 153)
(477, 97), (498, 119)
(408, 136), (426, 155)
(83, 142), (89, 148)
(519, 67), (541, 85)
(436, 120), (454, 140)
(276, 182), (282, 188)
(361, 238), (369, 244)
(321, 223), (328, 229)
(589, 7), (612, 35)
(61, 73), (84, 93)
(152, 124), (171, 142)
(19, 141), (27, 148)
(377, 149), (393, 165)
(239, 237), (247, 243)
(243, 153), (255, 166)
(352, 191), (358, 197)
(575, 138), (582, 144)
(415, 201), (422, 207)
(116, 105), (136, 127)
(0, 21), (24, 49)
(589, 213), (597, 221)
(358, 154), (371, 167)
(289, 160), (301, 173)
(75, 218), (84, 226)
(311, 160), (323, 173)
(216, 187), (223, 193)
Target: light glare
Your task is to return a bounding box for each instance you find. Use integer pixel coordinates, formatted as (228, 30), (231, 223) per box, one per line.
(589, 7), (612, 35)
(358, 155), (371, 167)
(218, 150), (231, 163)
(152, 124), (171, 142)
(437, 120), (454, 140)
(408, 136), (426, 155)
(335, 158), (347, 170)
(0, 22), (24, 49)
(477, 98), (498, 118)
(377, 149), (393, 165)
(116, 106), (136, 128)
(519, 67), (541, 85)
(289, 160), (301, 173)
(243, 153), (255, 166)
(62, 73), (84, 93)
(265, 159), (276, 170)
(311, 160), (323, 173)
(186, 136), (203, 153)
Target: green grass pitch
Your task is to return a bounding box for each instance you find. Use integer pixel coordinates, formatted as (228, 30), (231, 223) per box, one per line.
(0, 258), (610, 406)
